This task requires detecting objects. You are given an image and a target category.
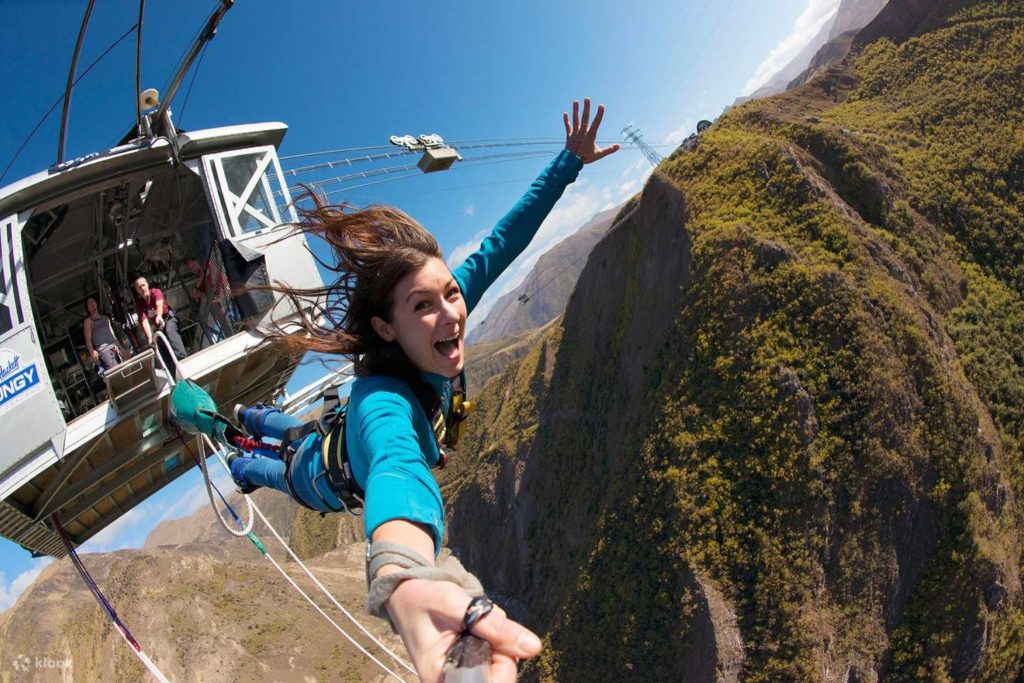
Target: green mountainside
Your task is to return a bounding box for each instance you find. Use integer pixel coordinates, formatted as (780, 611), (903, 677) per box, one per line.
(441, 1), (1024, 679)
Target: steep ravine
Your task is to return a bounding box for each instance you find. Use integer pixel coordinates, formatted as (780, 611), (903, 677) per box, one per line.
(442, 1), (1024, 680)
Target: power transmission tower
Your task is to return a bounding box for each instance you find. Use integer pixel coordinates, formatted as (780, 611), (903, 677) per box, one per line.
(621, 124), (663, 167)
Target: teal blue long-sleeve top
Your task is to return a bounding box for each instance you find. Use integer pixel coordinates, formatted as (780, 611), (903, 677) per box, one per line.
(345, 149), (583, 554)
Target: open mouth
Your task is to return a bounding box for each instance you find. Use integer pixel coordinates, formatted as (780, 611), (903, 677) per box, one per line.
(434, 331), (461, 359)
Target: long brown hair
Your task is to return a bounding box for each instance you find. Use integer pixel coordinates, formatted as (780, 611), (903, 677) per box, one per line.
(267, 192), (443, 389)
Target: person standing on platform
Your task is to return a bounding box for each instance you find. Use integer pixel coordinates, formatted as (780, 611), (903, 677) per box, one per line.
(133, 275), (186, 372)
(82, 295), (125, 373)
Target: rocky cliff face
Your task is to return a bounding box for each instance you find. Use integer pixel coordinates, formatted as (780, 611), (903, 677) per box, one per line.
(443, 1), (1024, 679)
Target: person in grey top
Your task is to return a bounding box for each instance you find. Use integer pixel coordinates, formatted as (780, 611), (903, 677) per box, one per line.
(83, 296), (124, 373)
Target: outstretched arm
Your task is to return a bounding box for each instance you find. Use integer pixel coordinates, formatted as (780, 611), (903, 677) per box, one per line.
(454, 98), (619, 313)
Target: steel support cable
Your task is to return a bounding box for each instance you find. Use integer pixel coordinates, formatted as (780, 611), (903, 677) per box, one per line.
(279, 136), (566, 161)
(176, 41), (209, 126)
(57, 0), (97, 164)
(134, 0), (145, 133)
(0, 22), (139, 184)
(315, 149), (567, 199)
(154, 0), (234, 126)
(52, 514), (172, 683)
(284, 149), (418, 176)
(153, 333), (415, 678)
(293, 141), (675, 195)
(289, 147), (563, 197)
(313, 146), (668, 200)
(285, 139), (569, 177)
(282, 136), (629, 168)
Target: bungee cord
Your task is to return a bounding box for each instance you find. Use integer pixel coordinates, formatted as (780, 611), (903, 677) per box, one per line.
(152, 333), (416, 679)
(52, 513), (172, 683)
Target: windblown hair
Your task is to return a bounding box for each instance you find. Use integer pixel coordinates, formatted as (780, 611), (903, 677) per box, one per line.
(267, 192), (443, 387)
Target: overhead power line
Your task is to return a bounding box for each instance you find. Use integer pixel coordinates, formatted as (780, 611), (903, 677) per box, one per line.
(621, 124), (663, 167)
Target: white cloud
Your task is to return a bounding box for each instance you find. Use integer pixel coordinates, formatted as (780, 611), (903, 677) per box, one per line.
(621, 158), (646, 178)
(446, 228), (488, 269)
(741, 0), (841, 96)
(618, 179), (639, 197)
(0, 558), (53, 613)
(78, 466), (234, 555)
(663, 119), (696, 145)
(463, 203), (476, 218)
(81, 505), (151, 554)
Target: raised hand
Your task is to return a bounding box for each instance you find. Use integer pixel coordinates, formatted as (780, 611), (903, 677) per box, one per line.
(563, 97), (620, 164)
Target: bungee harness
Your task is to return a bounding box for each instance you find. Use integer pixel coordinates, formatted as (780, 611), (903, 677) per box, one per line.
(237, 371), (474, 516)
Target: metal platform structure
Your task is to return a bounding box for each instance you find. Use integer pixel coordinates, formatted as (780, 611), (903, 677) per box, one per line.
(0, 120), (322, 557)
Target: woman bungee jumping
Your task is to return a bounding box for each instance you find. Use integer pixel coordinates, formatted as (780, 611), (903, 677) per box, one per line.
(226, 98), (618, 681)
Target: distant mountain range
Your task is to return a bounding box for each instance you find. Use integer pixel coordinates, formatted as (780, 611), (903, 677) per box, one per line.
(467, 204), (623, 346)
(737, 0), (888, 103)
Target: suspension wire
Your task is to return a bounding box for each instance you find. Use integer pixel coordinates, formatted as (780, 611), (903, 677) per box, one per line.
(0, 22), (139, 185)
(315, 151), (562, 200)
(279, 137), (566, 161)
(282, 136), (628, 167)
(176, 41), (209, 126)
(285, 139), (573, 177)
(284, 149), (417, 176)
(310, 152), (557, 201)
(290, 148), (563, 197)
(134, 0), (145, 133)
(52, 513), (172, 683)
(57, 0), (97, 164)
(309, 145), (670, 201)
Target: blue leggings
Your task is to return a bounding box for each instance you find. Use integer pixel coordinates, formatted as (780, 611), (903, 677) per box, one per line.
(230, 406), (345, 513)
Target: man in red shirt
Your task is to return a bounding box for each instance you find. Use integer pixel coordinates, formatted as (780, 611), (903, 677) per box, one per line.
(133, 275), (187, 372)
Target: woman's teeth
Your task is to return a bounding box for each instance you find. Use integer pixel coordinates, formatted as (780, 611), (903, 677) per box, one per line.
(434, 333), (460, 358)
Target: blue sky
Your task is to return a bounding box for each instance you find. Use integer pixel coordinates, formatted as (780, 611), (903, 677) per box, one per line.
(0, 0), (840, 611)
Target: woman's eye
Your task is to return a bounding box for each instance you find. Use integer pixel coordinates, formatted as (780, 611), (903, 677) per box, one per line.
(447, 288), (461, 300)
(415, 300), (430, 311)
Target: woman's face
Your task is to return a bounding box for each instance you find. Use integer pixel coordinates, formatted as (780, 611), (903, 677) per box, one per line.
(86, 298), (99, 315)
(372, 256), (468, 378)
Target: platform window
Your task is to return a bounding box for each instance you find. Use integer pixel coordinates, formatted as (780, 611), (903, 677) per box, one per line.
(204, 147), (296, 236)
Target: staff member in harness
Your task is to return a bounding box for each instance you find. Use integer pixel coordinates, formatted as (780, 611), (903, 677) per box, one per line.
(229, 99), (618, 682)
(133, 275), (187, 371)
